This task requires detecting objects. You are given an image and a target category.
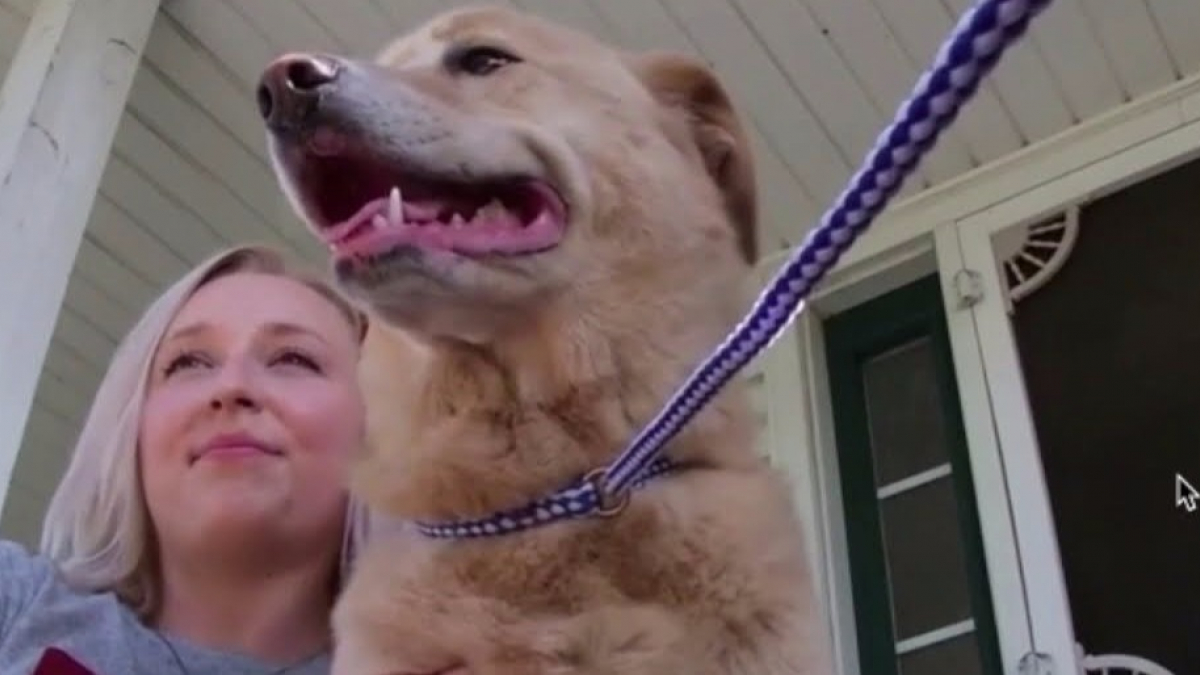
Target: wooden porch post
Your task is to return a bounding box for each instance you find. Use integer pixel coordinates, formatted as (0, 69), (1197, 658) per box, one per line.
(0, 0), (160, 513)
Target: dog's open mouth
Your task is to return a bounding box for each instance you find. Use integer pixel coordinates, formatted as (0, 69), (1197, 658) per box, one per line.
(295, 154), (569, 259)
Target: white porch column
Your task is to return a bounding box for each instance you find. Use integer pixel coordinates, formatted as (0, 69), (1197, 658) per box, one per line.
(0, 0), (160, 512)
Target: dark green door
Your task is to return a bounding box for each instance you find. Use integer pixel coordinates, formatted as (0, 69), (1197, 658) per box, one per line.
(824, 275), (1002, 675)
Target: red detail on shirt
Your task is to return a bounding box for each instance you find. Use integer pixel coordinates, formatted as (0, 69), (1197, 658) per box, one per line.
(30, 648), (96, 675)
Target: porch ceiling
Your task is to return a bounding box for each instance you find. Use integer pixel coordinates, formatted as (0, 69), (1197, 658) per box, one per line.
(2, 0), (1199, 541)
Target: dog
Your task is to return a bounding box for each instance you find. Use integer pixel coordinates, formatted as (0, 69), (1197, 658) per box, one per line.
(257, 5), (830, 674)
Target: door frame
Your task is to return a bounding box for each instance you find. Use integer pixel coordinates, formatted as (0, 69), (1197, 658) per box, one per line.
(823, 273), (1006, 675)
(751, 73), (1200, 674)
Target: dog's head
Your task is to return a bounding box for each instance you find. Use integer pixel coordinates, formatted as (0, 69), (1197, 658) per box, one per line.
(258, 5), (756, 344)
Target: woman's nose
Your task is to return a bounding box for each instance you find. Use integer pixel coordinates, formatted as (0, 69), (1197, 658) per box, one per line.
(207, 360), (262, 412)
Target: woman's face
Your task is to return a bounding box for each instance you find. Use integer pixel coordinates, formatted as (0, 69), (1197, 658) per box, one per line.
(139, 271), (363, 558)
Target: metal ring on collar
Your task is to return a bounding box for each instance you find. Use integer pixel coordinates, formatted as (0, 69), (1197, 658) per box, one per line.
(584, 468), (630, 517)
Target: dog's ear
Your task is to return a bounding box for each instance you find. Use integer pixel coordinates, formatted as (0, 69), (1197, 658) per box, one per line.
(629, 52), (757, 263)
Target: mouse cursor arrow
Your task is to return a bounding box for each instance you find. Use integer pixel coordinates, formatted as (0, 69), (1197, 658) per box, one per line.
(1176, 474), (1199, 514)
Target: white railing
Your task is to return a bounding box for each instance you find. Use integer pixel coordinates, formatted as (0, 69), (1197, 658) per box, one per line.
(1076, 643), (1175, 675)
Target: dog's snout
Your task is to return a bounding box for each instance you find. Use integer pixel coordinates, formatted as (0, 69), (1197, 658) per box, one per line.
(257, 53), (341, 130)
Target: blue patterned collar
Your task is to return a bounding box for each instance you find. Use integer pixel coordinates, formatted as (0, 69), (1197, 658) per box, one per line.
(414, 457), (681, 539)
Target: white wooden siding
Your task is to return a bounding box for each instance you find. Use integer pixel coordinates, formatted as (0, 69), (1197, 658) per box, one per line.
(2, 0), (1198, 544)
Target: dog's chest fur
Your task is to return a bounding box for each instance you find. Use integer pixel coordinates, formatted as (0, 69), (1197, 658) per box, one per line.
(344, 333), (824, 673)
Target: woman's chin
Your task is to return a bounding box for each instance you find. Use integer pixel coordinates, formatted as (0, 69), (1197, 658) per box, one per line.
(182, 483), (291, 535)
(152, 459), (348, 555)
(178, 484), (344, 554)
(199, 500), (284, 535)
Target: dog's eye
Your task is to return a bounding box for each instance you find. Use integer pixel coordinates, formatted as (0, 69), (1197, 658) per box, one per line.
(450, 45), (520, 76)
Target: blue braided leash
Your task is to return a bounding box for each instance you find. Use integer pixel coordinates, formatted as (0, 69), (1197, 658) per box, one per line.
(417, 0), (1054, 539)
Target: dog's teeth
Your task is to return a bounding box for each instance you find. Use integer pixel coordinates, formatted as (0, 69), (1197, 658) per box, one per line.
(371, 214), (389, 230)
(476, 199), (507, 222)
(388, 186), (403, 226)
(449, 213), (466, 227)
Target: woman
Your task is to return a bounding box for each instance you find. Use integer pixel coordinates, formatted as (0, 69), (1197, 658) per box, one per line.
(0, 244), (375, 674)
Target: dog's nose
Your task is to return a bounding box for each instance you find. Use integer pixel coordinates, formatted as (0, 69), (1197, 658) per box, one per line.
(257, 53), (340, 130)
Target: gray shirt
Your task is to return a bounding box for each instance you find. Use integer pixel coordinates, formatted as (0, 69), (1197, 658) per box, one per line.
(0, 540), (331, 675)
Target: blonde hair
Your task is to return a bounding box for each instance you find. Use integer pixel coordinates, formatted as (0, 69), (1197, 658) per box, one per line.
(39, 243), (372, 617)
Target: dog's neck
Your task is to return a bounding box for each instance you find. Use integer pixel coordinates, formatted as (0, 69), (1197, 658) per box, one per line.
(353, 279), (761, 522)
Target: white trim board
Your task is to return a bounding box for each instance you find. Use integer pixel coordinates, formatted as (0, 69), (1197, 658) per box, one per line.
(742, 264), (846, 672)
(934, 221), (1038, 672)
(798, 309), (860, 675)
(953, 218), (1080, 673)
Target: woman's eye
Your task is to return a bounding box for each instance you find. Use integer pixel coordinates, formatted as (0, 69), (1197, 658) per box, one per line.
(272, 349), (322, 373)
(162, 352), (209, 378)
(452, 45), (521, 76)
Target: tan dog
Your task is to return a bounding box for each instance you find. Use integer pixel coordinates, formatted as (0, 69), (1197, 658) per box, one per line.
(257, 5), (829, 674)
